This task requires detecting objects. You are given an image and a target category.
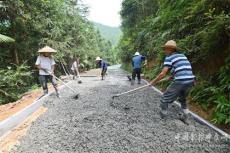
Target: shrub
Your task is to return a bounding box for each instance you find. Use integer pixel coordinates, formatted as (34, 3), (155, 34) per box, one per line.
(0, 63), (33, 104)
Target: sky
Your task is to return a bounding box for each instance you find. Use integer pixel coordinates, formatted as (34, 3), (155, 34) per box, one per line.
(80, 0), (122, 27)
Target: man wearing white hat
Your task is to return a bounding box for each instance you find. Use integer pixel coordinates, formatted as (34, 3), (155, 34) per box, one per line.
(131, 52), (147, 85)
(150, 40), (195, 124)
(35, 46), (59, 97)
(71, 57), (80, 80)
(95, 56), (108, 80)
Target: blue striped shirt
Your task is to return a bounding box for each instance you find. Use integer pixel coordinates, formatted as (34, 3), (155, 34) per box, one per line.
(164, 52), (195, 84)
(132, 55), (146, 69)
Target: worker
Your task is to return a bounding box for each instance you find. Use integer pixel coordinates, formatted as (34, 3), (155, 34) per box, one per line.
(71, 57), (80, 80)
(35, 46), (59, 97)
(131, 52), (147, 85)
(150, 40), (195, 124)
(95, 57), (108, 80)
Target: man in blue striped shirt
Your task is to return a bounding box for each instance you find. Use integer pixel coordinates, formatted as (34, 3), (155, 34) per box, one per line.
(150, 40), (195, 124)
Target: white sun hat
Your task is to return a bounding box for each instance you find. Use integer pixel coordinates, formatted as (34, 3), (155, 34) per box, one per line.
(95, 56), (101, 61)
(38, 46), (57, 53)
(134, 52), (140, 56)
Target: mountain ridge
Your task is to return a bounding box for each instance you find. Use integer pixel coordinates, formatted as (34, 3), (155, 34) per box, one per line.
(93, 22), (122, 46)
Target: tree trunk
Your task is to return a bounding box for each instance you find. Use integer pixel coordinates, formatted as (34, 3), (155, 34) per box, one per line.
(14, 44), (19, 65)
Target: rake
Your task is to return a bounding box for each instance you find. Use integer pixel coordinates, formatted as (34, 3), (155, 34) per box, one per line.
(43, 69), (80, 99)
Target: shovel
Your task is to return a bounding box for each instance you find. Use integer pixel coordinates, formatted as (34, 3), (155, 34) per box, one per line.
(43, 69), (80, 99)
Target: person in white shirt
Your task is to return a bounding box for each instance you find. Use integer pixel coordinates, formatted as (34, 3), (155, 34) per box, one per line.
(35, 46), (59, 97)
(71, 57), (80, 80)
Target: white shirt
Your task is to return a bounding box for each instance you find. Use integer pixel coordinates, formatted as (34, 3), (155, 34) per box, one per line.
(71, 61), (78, 71)
(35, 55), (55, 75)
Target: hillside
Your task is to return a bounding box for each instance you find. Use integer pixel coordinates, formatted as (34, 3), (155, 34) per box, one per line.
(94, 22), (122, 46)
(119, 0), (230, 126)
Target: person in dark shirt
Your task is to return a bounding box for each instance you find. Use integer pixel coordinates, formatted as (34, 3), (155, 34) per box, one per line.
(131, 52), (147, 85)
(95, 57), (108, 80)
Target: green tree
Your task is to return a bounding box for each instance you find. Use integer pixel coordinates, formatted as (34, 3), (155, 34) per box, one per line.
(119, 0), (230, 124)
(0, 0), (116, 104)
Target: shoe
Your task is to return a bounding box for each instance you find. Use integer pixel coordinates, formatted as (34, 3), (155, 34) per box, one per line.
(43, 89), (48, 95)
(138, 80), (141, 84)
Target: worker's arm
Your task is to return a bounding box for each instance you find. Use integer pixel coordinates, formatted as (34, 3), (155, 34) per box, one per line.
(141, 56), (147, 66)
(144, 59), (147, 66)
(50, 58), (56, 75)
(36, 65), (41, 70)
(141, 56), (146, 60)
(150, 67), (169, 85)
(35, 56), (41, 70)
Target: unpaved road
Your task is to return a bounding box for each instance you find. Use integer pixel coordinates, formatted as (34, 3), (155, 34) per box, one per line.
(14, 65), (229, 153)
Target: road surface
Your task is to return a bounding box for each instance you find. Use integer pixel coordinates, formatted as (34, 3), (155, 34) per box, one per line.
(15, 65), (230, 153)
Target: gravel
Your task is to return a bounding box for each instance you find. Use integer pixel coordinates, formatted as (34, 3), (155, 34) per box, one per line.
(15, 65), (230, 153)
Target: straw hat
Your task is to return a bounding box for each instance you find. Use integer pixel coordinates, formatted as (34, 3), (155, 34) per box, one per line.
(161, 40), (182, 51)
(38, 46), (57, 53)
(95, 56), (101, 61)
(134, 52), (140, 56)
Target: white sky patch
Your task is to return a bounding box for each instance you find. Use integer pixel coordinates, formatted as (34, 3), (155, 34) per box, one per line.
(80, 0), (122, 27)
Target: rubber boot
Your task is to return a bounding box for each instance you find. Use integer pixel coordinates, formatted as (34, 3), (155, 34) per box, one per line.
(54, 86), (59, 98)
(44, 89), (48, 95)
(138, 79), (141, 84)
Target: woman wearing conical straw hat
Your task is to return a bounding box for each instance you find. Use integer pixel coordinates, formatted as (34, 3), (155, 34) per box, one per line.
(35, 46), (59, 97)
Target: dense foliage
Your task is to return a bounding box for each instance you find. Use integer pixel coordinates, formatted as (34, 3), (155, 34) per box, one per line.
(119, 0), (230, 124)
(0, 0), (118, 104)
(0, 64), (32, 104)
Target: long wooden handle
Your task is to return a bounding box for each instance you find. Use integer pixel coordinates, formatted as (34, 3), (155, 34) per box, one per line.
(157, 77), (169, 83)
(43, 69), (77, 93)
(113, 77), (170, 98)
(115, 84), (150, 97)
